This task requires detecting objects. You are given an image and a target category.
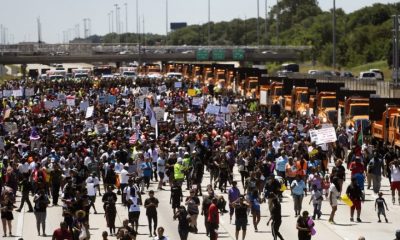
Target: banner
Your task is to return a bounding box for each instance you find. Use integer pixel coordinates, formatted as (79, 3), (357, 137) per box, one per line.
(12, 89), (23, 97)
(25, 88), (35, 97)
(2, 90), (11, 98)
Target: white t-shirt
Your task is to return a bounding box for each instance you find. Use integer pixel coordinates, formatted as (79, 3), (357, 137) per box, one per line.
(18, 162), (30, 174)
(157, 157), (166, 173)
(115, 162), (124, 173)
(120, 169), (129, 184)
(124, 185), (140, 212)
(391, 165), (400, 182)
(329, 184), (340, 207)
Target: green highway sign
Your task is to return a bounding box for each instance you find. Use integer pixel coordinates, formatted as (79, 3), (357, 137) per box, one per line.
(232, 49), (245, 60)
(196, 49), (209, 60)
(212, 49), (225, 61)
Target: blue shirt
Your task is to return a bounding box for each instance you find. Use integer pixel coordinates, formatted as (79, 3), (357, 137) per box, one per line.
(291, 180), (306, 196)
(141, 162), (152, 177)
(276, 156), (288, 172)
(228, 187), (240, 203)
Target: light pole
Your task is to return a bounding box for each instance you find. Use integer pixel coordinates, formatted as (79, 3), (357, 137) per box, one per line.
(333, 0), (336, 70)
(166, 0), (169, 44)
(208, 0), (211, 46)
(111, 10), (114, 33)
(108, 12), (111, 33)
(114, 4), (119, 34)
(265, 0), (268, 45)
(257, 0), (260, 46)
(125, 3), (128, 33)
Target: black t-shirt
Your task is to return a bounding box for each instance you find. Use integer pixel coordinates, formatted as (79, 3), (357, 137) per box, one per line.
(270, 200), (282, 221)
(235, 204), (248, 219)
(144, 197), (159, 215)
(346, 184), (363, 200)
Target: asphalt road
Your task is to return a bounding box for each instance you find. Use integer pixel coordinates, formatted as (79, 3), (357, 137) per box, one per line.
(9, 163), (400, 240)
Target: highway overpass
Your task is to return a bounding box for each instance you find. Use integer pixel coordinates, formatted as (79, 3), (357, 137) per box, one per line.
(0, 43), (309, 64)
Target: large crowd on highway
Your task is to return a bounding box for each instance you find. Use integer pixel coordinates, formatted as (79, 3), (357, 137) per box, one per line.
(0, 74), (400, 240)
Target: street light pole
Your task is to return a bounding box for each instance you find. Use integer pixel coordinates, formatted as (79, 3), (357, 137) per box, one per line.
(114, 4), (119, 34)
(208, 0), (211, 46)
(125, 3), (128, 33)
(333, 0), (336, 70)
(257, 0), (260, 46)
(111, 11), (114, 33)
(265, 0), (268, 45)
(166, 0), (169, 44)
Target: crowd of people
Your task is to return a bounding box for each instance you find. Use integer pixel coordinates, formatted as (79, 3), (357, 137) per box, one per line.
(0, 75), (399, 240)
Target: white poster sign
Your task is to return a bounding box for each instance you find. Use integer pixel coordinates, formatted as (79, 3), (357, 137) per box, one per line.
(153, 107), (165, 121)
(25, 88), (35, 97)
(310, 127), (337, 145)
(80, 101), (89, 112)
(192, 97), (204, 106)
(260, 90), (268, 106)
(85, 106), (94, 118)
(174, 81), (182, 88)
(12, 89), (23, 97)
(66, 95), (76, 106)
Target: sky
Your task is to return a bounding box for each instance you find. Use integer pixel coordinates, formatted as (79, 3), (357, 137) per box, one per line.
(0, 0), (398, 44)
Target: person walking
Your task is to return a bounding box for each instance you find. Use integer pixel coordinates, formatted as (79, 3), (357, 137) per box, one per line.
(52, 221), (72, 240)
(328, 178), (341, 224)
(389, 159), (400, 204)
(367, 151), (384, 194)
(86, 173), (98, 214)
(33, 189), (50, 236)
(291, 175), (307, 217)
(1, 189), (14, 237)
(228, 181), (240, 223)
(102, 185), (117, 236)
(144, 190), (159, 237)
(50, 163), (63, 206)
(267, 193), (284, 240)
(296, 211), (313, 240)
(173, 206), (190, 240)
(249, 190), (261, 232)
(125, 178), (141, 233)
(185, 189), (200, 233)
(153, 226), (169, 240)
(208, 197), (220, 240)
(375, 192), (389, 223)
(16, 174), (34, 212)
(309, 184), (322, 220)
(232, 195), (249, 240)
(346, 177), (364, 222)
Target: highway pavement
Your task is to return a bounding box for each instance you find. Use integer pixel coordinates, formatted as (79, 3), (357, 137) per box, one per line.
(9, 163), (400, 240)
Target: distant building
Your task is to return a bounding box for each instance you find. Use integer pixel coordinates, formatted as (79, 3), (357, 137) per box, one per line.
(170, 22), (187, 31)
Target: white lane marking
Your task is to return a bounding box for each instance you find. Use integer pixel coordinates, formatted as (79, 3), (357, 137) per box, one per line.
(14, 205), (25, 240)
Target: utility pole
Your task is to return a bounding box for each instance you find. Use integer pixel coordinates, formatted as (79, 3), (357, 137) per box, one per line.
(108, 12), (111, 33)
(75, 24), (80, 39)
(117, 6), (121, 34)
(166, 0), (169, 44)
(125, 3), (128, 33)
(394, 14), (399, 84)
(37, 17), (42, 43)
(333, 0), (336, 70)
(257, 0), (260, 46)
(265, 0), (268, 45)
(114, 4), (119, 34)
(111, 10), (114, 33)
(208, 0), (211, 46)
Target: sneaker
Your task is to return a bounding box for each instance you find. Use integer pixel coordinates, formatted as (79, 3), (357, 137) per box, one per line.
(350, 218), (354, 222)
(329, 220), (335, 224)
(378, 220), (381, 223)
(357, 218), (362, 222)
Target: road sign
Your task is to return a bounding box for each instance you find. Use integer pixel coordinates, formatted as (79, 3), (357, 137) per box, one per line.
(232, 49), (245, 60)
(212, 49), (225, 61)
(196, 49), (209, 61)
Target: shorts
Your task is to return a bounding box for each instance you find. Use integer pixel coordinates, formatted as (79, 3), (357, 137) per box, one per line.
(390, 181), (400, 191)
(350, 199), (361, 211)
(377, 207), (386, 216)
(129, 211), (140, 222)
(235, 218), (247, 231)
(158, 172), (165, 180)
(1, 211), (13, 221)
(89, 196), (96, 203)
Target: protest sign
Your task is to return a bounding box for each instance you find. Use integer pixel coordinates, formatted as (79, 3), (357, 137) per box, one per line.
(227, 104), (238, 113)
(66, 95), (76, 106)
(85, 106), (94, 118)
(107, 95), (117, 105)
(205, 104), (220, 115)
(4, 122), (18, 134)
(3, 90), (11, 98)
(79, 101), (89, 112)
(238, 136), (251, 150)
(13, 89), (23, 97)
(188, 89), (196, 96)
(153, 107), (165, 121)
(25, 88), (35, 97)
(174, 81), (182, 88)
(192, 97), (203, 106)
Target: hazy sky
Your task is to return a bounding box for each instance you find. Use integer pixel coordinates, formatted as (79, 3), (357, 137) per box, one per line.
(0, 0), (398, 43)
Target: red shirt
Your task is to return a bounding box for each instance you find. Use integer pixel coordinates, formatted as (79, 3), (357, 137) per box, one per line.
(208, 203), (219, 224)
(52, 228), (72, 240)
(350, 161), (364, 176)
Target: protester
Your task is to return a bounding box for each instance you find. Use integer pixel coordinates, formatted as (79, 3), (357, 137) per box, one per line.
(346, 177), (364, 222)
(144, 190), (159, 237)
(267, 193), (284, 240)
(33, 188), (50, 236)
(375, 192), (389, 223)
(232, 195), (249, 240)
